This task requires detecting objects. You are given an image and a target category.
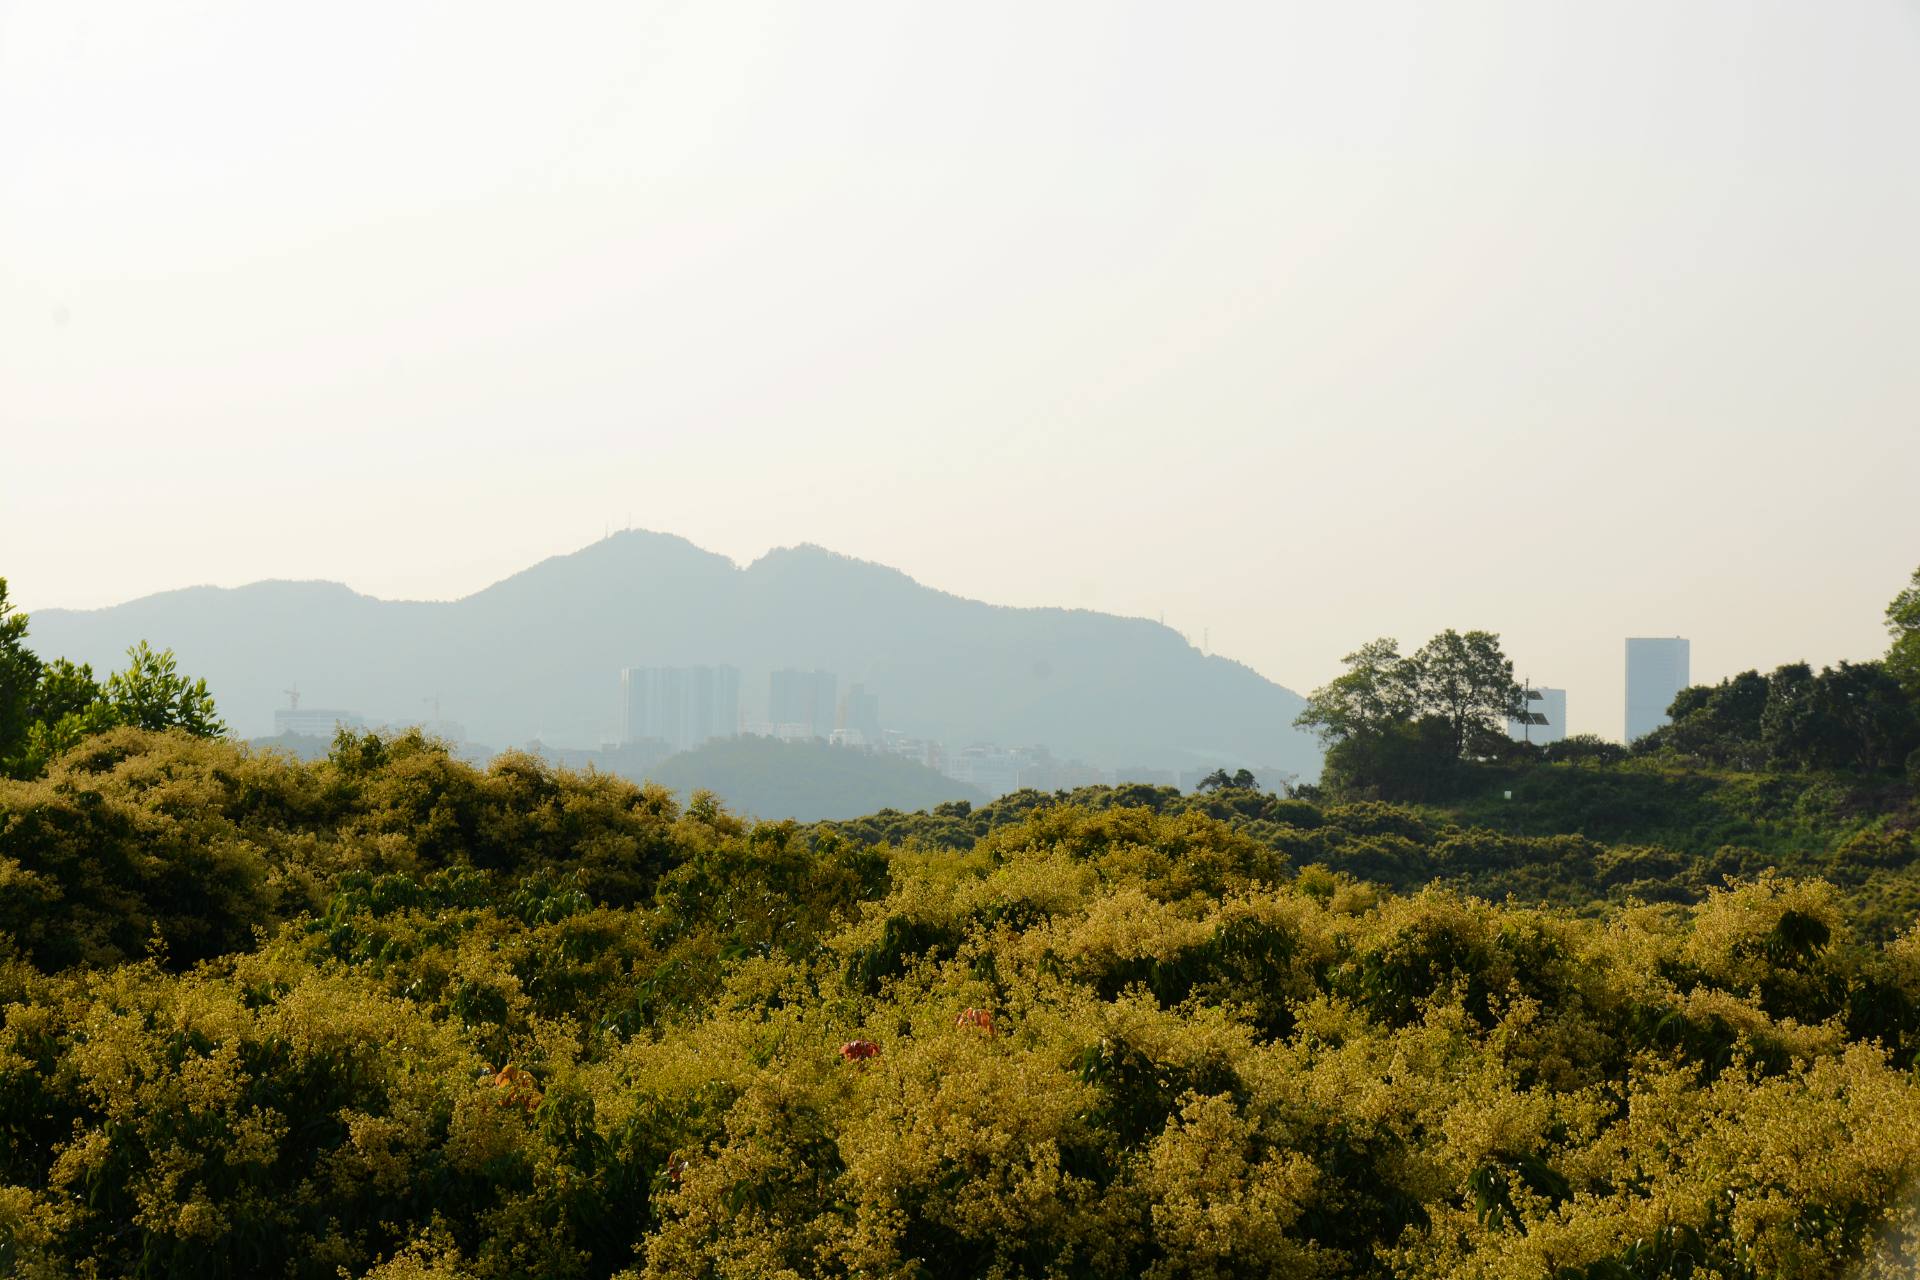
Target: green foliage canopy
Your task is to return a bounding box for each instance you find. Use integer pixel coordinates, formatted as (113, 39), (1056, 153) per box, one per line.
(0, 580), (40, 763)
(0, 587), (225, 778)
(1295, 630), (1524, 800)
(102, 639), (225, 736)
(1636, 660), (1919, 776)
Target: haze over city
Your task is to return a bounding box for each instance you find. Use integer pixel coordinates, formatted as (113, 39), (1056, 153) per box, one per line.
(5, 1), (1918, 739)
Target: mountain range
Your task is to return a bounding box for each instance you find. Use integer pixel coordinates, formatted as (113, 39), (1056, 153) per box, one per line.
(25, 532), (1321, 777)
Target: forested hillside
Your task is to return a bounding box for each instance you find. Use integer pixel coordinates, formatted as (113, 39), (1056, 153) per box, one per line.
(5, 728), (1920, 1279)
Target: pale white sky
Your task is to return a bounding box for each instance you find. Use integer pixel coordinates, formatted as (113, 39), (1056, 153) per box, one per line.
(3, 1), (1916, 739)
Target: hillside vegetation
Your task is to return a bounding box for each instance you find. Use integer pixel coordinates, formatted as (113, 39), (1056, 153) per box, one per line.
(820, 766), (1920, 940)
(4, 729), (1920, 1279)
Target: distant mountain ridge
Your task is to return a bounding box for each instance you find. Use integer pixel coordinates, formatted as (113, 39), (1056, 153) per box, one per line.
(26, 532), (1321, 775)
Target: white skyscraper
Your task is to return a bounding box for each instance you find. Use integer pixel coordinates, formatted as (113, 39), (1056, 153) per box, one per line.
(1625, 638), (1690, 742)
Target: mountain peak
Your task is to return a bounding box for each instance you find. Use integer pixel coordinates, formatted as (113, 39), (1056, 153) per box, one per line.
(746, 544), (923, 592)
(21, 533), (1319, 777)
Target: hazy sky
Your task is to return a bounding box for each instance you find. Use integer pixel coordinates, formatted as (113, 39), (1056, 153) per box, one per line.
(3, 1), (1916, 739)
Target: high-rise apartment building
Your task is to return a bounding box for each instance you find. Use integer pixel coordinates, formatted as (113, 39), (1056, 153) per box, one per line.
(769, 669), (837, 737)
(621, 665), (741, 751)
(655, 667), (687, 749)
(620, 669), (647, 746)
(710, 665), (741, 742)
(838, 682), (881, 744)
(1625, 638), (1690, 742)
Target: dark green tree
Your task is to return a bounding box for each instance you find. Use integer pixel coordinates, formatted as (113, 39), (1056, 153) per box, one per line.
(1406, 629), (1525, 758)
(1760, 663), (1822, 768)
(1542, 733), (1627, 765)
(12, 659), (115, 776)
(30, 657), (105, 725)
(1294, 638), (1417, 745)
(0, 577), (42, 767)
(1805, 661), (1919, 773)
(1753, 660), (1918, 774)
(1642, 670), (1771, 767)
(1320, 714), (1460, 801)
(1195, 767), (1261, 793)
(1300, 631), (1524, 799)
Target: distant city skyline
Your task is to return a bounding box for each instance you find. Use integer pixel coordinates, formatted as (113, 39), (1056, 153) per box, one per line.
(14, 528), (1902, 746)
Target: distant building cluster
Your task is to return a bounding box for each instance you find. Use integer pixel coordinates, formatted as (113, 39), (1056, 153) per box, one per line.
(620, 665), (742, 752)
(1500, 634), (1694, 746)
(599, 663), (1295, 799)
(944, 743), (1107, 796)
(760, 668), (838, 740)
(840, 682), (881, 744)
(266, 697), (474, 762)
(273, 707), (367, 739)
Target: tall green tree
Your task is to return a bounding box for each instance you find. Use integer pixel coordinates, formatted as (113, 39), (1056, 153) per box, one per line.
(1809, 660), (1920, 773)
(1405, 629), (1525, 757)
(1299, 630), (1524, 800)
(0, 577), (42, 763)
(1642, 669), (1771, 768)
(103, 640), (226, 737)
(0, 578), (226, 776)
(1194, 767), (1259, 793)
(1294, 638), (1417, 745)
(15, 659), (114, 774)
(30, 657), (105, 726)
